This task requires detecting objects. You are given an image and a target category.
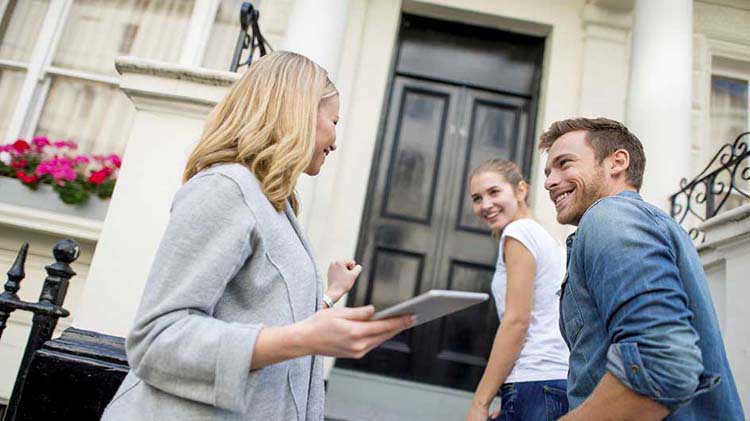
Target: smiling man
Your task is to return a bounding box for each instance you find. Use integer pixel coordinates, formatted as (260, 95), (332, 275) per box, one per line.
(540, 117), (743, 420)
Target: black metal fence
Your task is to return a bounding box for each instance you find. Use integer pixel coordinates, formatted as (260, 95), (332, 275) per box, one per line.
(670, 132), (750, 242)
(0, 240), (79, 421)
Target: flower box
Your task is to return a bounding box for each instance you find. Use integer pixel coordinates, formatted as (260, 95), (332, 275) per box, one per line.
(0, 176), (109, 220)
(0, 137), (120, 220)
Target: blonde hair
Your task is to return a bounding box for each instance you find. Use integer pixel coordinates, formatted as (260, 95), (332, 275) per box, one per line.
(469, 159), (527, 196)
(183, 50), (338, 213)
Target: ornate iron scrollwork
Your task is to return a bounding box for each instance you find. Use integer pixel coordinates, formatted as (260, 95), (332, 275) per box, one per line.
(670, 132), (750, 242)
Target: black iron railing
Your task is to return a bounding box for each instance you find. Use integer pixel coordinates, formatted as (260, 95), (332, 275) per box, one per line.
(0, 240), (79, 421)
(230, 1), (271, 72)
(670, 132), (750, 242)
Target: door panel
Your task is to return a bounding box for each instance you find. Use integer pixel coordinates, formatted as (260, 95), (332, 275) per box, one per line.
(382, 88), (448, 223)
(456, 94), (528, 233)
(397, 14), (546, 96)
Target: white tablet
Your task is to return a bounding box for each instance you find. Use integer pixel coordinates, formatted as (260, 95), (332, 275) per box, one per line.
(372, 290), (489, 327)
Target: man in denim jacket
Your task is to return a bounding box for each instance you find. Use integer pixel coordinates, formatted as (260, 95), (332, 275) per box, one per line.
(540, 117), (743, 420)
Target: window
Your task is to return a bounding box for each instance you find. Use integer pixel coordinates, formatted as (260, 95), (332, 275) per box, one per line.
(0, 0), (50, 139)
(709, 56), (750, 213)
(710, 59), (749, 147)
(0, 0), (257, 156)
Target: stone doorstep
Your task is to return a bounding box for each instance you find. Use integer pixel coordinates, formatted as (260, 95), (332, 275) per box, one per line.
(325, 367), (486, 421)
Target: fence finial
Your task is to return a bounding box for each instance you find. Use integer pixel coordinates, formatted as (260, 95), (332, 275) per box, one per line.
(5, 242), (29, 298)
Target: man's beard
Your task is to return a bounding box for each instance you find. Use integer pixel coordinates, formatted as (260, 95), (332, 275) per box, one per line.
(560, 166), (608, 226)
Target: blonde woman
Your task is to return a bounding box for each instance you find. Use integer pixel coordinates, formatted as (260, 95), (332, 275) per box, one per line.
(465, 160), (569, 421)
(102, 51), (412, 420)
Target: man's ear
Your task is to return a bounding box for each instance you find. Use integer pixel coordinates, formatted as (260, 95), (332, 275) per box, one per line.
(609, 149), (630, 178)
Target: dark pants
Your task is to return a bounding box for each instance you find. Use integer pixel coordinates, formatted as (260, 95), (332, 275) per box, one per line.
(490, 379), (568, 421)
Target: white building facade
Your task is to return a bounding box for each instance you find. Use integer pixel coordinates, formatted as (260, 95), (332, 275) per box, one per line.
(0, 0), (748, 419)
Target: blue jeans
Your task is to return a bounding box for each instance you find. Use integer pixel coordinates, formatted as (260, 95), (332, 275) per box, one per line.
(489, 380), (568, 421)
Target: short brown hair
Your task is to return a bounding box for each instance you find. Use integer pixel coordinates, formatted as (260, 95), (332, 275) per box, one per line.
(538, 117), (646, 190)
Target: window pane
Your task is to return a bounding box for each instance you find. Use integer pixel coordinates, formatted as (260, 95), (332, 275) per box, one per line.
(0, 68), (25, 139)
(711, 75), (749, 146)
(202, 0), (251, 71)
(34, 75), (134, 155)
(710, 75), (750, 214)
(52, 0), (195, 76)
(0, 0), (50, 61)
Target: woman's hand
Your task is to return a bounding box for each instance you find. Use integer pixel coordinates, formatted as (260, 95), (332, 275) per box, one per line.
(296, 305), (412, 359)
(466, 400), (491, 421)
(326, 260), (362, 303)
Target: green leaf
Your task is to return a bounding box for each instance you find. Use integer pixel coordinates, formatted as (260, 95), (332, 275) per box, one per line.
(96, 179), (116, 199)
(53, 181), (90, 205)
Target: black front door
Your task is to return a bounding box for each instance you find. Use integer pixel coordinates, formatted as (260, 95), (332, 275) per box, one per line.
(338, 14), (544, 391)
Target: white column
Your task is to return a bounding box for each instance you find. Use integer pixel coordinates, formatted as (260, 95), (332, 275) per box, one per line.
(179, 0), (221, 66)
(579, 3), (632, 120)
(282, 0), (351, 80)
(73, 57), (237, 336)
(282, 0), (351, 230)
(626, 0), (693, 209)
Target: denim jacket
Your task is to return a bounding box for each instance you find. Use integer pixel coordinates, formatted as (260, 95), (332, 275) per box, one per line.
(559, 191), (743, 419)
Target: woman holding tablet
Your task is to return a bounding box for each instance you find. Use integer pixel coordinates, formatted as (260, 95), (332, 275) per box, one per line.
(465, 159), (569, 421)
(102, 51), (412, 421)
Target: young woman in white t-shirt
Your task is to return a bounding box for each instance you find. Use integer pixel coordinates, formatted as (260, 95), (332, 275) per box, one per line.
(465, 159), (569, 421)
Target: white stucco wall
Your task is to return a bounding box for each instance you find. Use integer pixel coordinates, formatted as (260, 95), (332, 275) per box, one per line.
(699, 205), (750, 417)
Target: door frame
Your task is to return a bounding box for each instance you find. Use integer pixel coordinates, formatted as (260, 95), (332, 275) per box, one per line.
(339, 12), (545, 389)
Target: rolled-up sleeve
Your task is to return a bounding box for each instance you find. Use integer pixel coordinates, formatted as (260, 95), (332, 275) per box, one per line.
(125, 173), (261, 413)
(577, 199), (704, 411)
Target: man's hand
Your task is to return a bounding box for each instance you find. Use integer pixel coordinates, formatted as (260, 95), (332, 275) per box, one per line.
(560, 372), (669, 421)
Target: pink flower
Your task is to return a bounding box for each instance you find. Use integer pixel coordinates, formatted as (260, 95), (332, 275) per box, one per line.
(107, 154), (122, 168)
(36, 157), (77, 181)
(53, 140), (77, 150)
(32, 136), (50, 148)
(74, 155), (90, 165)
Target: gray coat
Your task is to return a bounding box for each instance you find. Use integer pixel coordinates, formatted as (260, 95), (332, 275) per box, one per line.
(101, 163), (325, 421)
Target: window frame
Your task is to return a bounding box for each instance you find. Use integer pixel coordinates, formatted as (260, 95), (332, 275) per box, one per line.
(707, 55), (750, 213)
(0, 0), (223, 145)
(710, 56), (750, 134)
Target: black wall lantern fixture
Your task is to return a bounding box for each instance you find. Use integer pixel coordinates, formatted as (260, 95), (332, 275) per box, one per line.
(230, 2), (272, 72)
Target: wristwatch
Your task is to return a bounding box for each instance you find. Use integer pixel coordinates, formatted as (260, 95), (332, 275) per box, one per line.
(322, 294), (335, 309)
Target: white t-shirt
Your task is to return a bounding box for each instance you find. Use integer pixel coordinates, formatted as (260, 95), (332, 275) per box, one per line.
(491, 218), (569, 383)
